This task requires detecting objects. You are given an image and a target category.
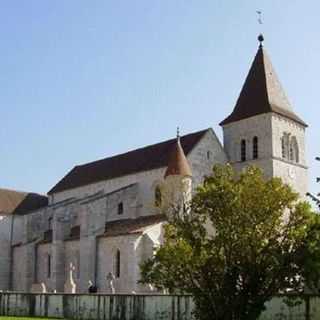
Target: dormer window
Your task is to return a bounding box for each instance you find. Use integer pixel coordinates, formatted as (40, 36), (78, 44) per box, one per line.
(240, 140), (246, 162)
(117, 202), (123, 215)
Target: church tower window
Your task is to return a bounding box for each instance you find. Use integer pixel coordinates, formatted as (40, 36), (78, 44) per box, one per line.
(281, 133), (291, 160)
(281, 137), (286, 159)
(290, 137), (299, 163)
(253, 136), (258, 159)
(289, 143), (294, 161)
(240, 140), (246, 162)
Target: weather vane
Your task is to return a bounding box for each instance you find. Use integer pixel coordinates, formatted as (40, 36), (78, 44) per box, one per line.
(256, 11), (264, 45)
(256, 10), (263, 25)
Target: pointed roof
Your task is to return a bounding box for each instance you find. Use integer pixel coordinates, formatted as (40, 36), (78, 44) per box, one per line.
(164, 134), (192, 178)
(220, 36), (307, 127)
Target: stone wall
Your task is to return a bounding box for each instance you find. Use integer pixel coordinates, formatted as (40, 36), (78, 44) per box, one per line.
(0, 215), (13, 289)
(0, 293), (319, 320)
(36, 243), (52, 291)
(222, 113), (273, 165)
(9, 131), (227, 294)
(222, 113), (308, 197)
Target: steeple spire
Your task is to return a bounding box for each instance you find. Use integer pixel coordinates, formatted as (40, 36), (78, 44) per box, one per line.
(164, 130), (192, 178)
(220, 36), (307, 127)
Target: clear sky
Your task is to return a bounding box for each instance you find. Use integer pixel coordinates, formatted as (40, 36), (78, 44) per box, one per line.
(1, 1), (319, 197)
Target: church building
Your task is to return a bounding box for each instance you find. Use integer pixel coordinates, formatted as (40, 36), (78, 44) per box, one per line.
(0, 35), (308, 293)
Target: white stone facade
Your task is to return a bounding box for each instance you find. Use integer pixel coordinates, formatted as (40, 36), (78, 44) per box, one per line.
(222, 113), (307, 197)
(1, 43), (309, 294)
(4, 118), (307, 294)
(3, 130), (230, 293)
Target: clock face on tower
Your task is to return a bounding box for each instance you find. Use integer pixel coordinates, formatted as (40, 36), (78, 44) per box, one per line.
(288, 166), (296, 180)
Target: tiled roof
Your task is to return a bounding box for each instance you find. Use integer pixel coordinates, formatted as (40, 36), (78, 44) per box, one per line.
(48, 129), (208, 194)
(100, 214), (166, 238)
(164, 137), (192, 178)
(0, 188), (48, 215)
(220, 44), (307, 127)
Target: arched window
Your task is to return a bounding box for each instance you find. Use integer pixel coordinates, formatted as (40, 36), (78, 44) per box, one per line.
(253, 136), (258, 159)
(281, 136), (286, 159)
(240, 140), (246, 162)
(114, 250), (120, 278)
(155, 186), (162, 207)
(281, 133), (290, 160)
(289, 143), (294, 161)
(290, 137), (299, 163)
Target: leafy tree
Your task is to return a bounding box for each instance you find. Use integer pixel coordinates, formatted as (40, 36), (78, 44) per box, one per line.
(140, 165), (320, 320)
(306, 156), (320, 209)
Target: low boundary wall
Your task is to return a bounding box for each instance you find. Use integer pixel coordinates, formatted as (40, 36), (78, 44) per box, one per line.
(0, 293), (319, 320)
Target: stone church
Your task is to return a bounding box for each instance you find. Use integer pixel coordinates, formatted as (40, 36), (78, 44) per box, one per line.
(0, 36), (308, 294)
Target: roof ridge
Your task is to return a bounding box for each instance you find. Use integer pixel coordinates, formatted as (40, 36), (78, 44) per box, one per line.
(76, 128), (209, 168)
(0, 188), (28, 196)
(0, 187), (46, 197)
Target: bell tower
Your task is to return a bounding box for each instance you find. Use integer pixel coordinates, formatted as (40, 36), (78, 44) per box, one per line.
(220, 35), (308, 196)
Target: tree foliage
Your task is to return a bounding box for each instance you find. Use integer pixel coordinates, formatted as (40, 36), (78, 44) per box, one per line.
(140, 165), (320, 320)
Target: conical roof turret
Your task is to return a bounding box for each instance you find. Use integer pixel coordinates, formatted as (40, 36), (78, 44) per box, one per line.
(220, 35), (307, 127)
(164, 130), (192, 178)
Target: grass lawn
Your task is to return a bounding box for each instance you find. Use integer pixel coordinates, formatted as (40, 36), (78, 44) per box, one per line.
(0, 318), (61, 320)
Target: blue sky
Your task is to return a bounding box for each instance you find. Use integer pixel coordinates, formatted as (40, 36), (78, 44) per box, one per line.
(1, 1), (319, 197)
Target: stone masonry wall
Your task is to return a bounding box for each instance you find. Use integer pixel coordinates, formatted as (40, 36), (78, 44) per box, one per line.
(0, 215), (13, 290)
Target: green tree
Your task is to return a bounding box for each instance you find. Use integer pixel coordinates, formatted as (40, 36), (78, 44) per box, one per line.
(140, 165), (320, 320)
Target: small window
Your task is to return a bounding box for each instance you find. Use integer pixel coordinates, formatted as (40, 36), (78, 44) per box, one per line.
(289, 144), (294, 161)
(155, 186), (162, 207)
(281, 137), (286, 159)
(117, 202), (123, 215)
(290, 137), (299, 163)
(253, 136), (258, 159)
(241, 140), (246, 162)
(48, 217), (53, 230)
(47, 254), (51, 278)
(75, 251), (80, 279)
(207, 151), (211, 160)
(115, 250), (120, 278)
